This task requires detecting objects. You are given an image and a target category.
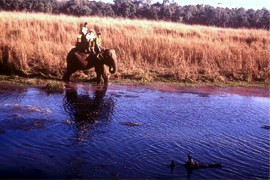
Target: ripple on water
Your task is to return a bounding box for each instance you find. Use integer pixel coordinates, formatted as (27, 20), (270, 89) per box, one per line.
(0, 84), (269, 179)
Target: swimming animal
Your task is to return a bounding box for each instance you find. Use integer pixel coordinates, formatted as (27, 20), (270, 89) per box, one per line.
(184, 153), (222, 169)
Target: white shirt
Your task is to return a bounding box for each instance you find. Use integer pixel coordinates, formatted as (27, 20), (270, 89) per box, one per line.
(86, 33), (96, 42)
(82, 27), (88, 35)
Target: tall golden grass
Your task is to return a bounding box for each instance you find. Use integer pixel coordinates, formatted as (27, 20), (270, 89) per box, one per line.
(0, 11), (269, 83)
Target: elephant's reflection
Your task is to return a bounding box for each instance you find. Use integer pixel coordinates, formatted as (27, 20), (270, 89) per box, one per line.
(63, 85), (115, 140)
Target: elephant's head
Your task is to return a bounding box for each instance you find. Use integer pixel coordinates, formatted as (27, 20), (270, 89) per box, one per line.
(98, 49), (117, 74)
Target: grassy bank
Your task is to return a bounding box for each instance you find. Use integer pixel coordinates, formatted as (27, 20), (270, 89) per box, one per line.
(0, 75), (64, 91)
(0, 75), (266, 90)
(0, 11), (269, 84)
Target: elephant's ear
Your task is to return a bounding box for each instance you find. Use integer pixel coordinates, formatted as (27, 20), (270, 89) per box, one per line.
(104, 49), (112, 57)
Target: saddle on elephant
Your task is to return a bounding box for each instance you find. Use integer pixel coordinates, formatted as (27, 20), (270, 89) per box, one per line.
(74, 50), (104, 63)
(74, 51), (90, 62)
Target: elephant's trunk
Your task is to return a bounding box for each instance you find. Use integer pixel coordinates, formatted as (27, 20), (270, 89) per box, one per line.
(109, 63), (116, 74)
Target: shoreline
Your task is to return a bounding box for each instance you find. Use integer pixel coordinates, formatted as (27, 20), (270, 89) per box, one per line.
(0, 74), (268, 87)
(0, 75), (268, 97)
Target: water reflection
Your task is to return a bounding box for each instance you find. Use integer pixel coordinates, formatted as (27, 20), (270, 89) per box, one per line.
(0, 83), (268, 179)
(63, 85), (115, 141)
(186, 168), (193, 179)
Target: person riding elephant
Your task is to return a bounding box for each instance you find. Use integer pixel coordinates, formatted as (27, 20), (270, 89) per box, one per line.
(80, 22), (88, 43)
(76, 22), (89, 53)
(63, 48), (117, 84)
(86, 30), (96, 54)
(94, 32), (102, 54)
(81, 22), (88, 42)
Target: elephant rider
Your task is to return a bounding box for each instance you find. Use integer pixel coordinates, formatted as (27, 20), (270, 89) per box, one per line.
(80, 22), (88, 43)
(77, 22), (88, 52)
(94, 32), (102, 54)
(86, 30), (96, 54)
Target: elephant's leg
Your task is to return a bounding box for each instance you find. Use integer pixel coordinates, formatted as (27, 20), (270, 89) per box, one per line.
(102, 67), (108, 85)
(63, 71), (71, 81)
(95, 66), (102, 85)
(63, 67), (77, 81)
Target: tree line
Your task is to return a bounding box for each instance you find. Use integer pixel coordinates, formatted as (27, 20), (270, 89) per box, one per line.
(0, 0), (269, 29)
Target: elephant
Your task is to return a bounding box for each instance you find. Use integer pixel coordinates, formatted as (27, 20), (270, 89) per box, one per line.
(63, 48), (117, 84)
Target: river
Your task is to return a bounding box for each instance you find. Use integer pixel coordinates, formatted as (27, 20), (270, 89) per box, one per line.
(0, 83), (269, 179)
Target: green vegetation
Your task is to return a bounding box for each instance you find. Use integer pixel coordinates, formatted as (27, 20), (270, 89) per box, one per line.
(45, 81), (64, 91)
(0, 75), (64, 91)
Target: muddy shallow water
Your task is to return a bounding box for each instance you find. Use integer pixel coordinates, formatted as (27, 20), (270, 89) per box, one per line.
(0, 83), (269, 179)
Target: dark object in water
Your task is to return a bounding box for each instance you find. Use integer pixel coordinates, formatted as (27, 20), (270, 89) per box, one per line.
(170, 160), (175, 169)
(184, 153), (222, 169)
(261, 125), (270, 130)
(120, 122), (141, 126)
(184, 163), (222, 169)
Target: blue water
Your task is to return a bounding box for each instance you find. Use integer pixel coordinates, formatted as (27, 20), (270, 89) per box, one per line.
(0, 83), (269, 179)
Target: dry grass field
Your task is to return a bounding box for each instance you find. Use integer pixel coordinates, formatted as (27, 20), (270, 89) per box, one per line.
(0, 11), (269, 83)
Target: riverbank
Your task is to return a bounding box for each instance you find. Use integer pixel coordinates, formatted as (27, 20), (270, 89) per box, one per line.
(0, 75), (268, 97)
(0, 74), (267, 87)
(0, 75), (64, 91)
